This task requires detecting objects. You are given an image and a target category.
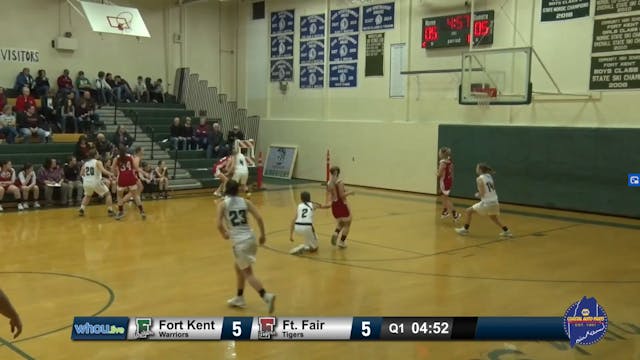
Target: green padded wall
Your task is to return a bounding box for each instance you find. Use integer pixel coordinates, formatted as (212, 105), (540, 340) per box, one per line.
(438, 125), (640, 218)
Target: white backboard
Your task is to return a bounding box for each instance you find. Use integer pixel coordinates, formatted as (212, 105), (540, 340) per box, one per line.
(80, 1), (150, 38)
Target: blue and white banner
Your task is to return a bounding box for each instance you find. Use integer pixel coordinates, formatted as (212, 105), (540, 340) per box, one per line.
(330, 7), (359, 34)
(329, 63), (357, 88)
(362, 3), (395, 31)
(271, 9), (295, 34)
(330, 35), (358, 62)
(300, 65), (324, 89)
(271, 35), (294, 59)
(300, 14), (325, 39)
(270, 59), (294, 82)
(300, 40), (325, 65)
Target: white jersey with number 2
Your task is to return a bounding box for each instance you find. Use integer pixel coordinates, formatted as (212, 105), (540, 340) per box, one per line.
(295, 202), (314, 224)
(478, 174), (498, 203)
(234, 153), (249, 174)
(224, 196), (254, 242)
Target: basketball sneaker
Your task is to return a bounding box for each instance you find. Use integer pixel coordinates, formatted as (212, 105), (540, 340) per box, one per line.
(289, 244), (307, 255)
(331, 234), (338, 246)
(0, 205), (4, 212)
(453, 213), (462, 222)
(440, 211), (450, 219)
(108, 209), (115, 217)
(79, 208), (85, 217)
(114, 212), (125, 220)
(263, 293), (276, 314)
(227, 296), (246, 308)
(499, 230), (513, 238)
(338, 240), (347, 248)
(455, 227), (469, 235)
(33, 202), (41, 209)
(17, 203), (24, 211)
(140, 212), (147, 220)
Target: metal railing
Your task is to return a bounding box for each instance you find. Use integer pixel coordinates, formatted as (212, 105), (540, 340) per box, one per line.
(145, 126), (155, 160)
(113, 99), (118, 125)
(172, 147), (178, 180)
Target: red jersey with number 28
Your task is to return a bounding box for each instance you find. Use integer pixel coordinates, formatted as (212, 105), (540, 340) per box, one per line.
(116, 154), (137, 187)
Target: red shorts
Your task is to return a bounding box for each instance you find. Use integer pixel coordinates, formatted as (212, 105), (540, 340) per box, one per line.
(440, 178), (452, 195)
(331, 199), (350, 219)
(118, 172), (138, 188)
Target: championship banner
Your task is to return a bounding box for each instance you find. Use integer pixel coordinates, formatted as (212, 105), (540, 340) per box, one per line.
(271, 34), (294, 59)
(541, 0), (590, 22)
(301, 14), (325, 39)
(300, 65), (324, 89)
(362, 2), (395, 31)
(596, 0), (640, 16)
(329, 35), (359, 62)
(330, 7), (360, 34)
(270, 59), (294, 82)
(0, 48), (40, 63)
(365, 33), (384, 77)
(329, 63), (358, 88)
(300, 40), (325, 65)
(271, 9), (295, 34)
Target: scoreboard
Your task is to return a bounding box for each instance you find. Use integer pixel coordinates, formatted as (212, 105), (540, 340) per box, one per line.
(422, 10), (495, 49)
(71, 316), (569, 341)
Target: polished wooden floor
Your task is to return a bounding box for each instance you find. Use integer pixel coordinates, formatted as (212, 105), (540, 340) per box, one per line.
(0, 184), (639, 360)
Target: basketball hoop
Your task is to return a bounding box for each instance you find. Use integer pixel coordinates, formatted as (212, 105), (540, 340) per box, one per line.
(107, 11), (134, 33)
(470, 91), (492, 109)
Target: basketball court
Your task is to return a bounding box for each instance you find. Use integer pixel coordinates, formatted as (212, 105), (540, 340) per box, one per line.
(0, 183), (638, 359)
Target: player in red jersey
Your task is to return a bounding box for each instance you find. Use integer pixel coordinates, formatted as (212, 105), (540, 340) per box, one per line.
(326, 166), (354, 248)
(437, 147), (460, 221)
(212, 156), (230, 197)
(112, 146), (146, 220)
(0, 160), (22, 212)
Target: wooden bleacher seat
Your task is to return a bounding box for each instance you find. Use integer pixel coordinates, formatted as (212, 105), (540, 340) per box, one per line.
(6, 98), (42, 108)
(53, 133), (81, 143)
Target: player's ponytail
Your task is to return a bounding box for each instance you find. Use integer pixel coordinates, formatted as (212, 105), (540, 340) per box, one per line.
(477, 163), (495, 174)
(118, 146), (127, 160)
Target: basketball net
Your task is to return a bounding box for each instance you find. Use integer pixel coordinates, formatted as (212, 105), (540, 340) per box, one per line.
(471, 92), (491, 109)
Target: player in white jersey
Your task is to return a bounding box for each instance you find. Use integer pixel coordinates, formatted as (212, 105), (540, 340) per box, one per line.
(226, 142), (250, 197)
(79, 149), (115, 217)
(455, 163), (512, 237)
(217, 180), (275, 313)
(289, 191), (328, 255)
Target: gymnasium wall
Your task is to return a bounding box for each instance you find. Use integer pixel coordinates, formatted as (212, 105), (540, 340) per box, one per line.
(438, 125), (640, 218)
(0, 0), (238, 100)
(244, 0), (640, 197)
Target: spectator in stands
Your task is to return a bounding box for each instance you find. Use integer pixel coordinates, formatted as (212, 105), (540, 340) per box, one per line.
(0, 105), (19, 144)
(18, 104), (49, 143)
(60, 92), (78, 134)
(57, 69), (77, 98)
(75, 71), (94, 98)
(206, 122), (227, 159)
(77, 91), (101, 133)
(95, 71), (113, 107)
(182, 117), (195, 150)
(105, 73), (116, 88)
(103, 157), (117, 196)
(95, 133), (114, 160)
(15, 87), (36, 113)
(0, 87), (6, 110)
(0, 160), (22, 211)
(74, 135), (91, 162)
(17, 163), (40, 209)
(169, 117), (183, 150)
(133, 76), (149, 103)
(195, 117), (209, 149)
(112, 125), (133, 151)
(150, 79), (165, 103)
(140, 162), (156, 200)
(14, 68), (33, 92)
(37, 158), (68, 206)
(155, 160), (169, 199)
(63, 155), (83, 206)
(34, 70), (51, 107)
(113, 75), (134, 103)
(227, 125), (245, 148)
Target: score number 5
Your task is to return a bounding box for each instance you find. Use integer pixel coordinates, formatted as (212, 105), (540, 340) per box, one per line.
(233, 321), (242, 337)
(361, 321), (371, 337)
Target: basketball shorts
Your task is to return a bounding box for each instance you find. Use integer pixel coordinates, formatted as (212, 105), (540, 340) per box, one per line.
(294, 224), (318, 249)
(84, 181), (110, 197)
(439, 178), (452, 196)
(232, 237), (258, 270)
(472, 201), (500, 216)
(331, 200), (350, 219)
(232, 170), (249, 185)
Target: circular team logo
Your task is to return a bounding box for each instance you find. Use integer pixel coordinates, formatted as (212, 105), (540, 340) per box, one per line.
(339, 73), (347, 83)
(309, 73), (317, 86)
(278, 18), (286, 31)
(375, 14), (383, 25)
(563, 296), (608, 348)
(278, 68), (285, 81)
(309, 23), (317, 35)
(339, 44), (348, 57)
(340, 18), (349, 31)
(308, 48), (317, 60)
(278, 43), (286, 55)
